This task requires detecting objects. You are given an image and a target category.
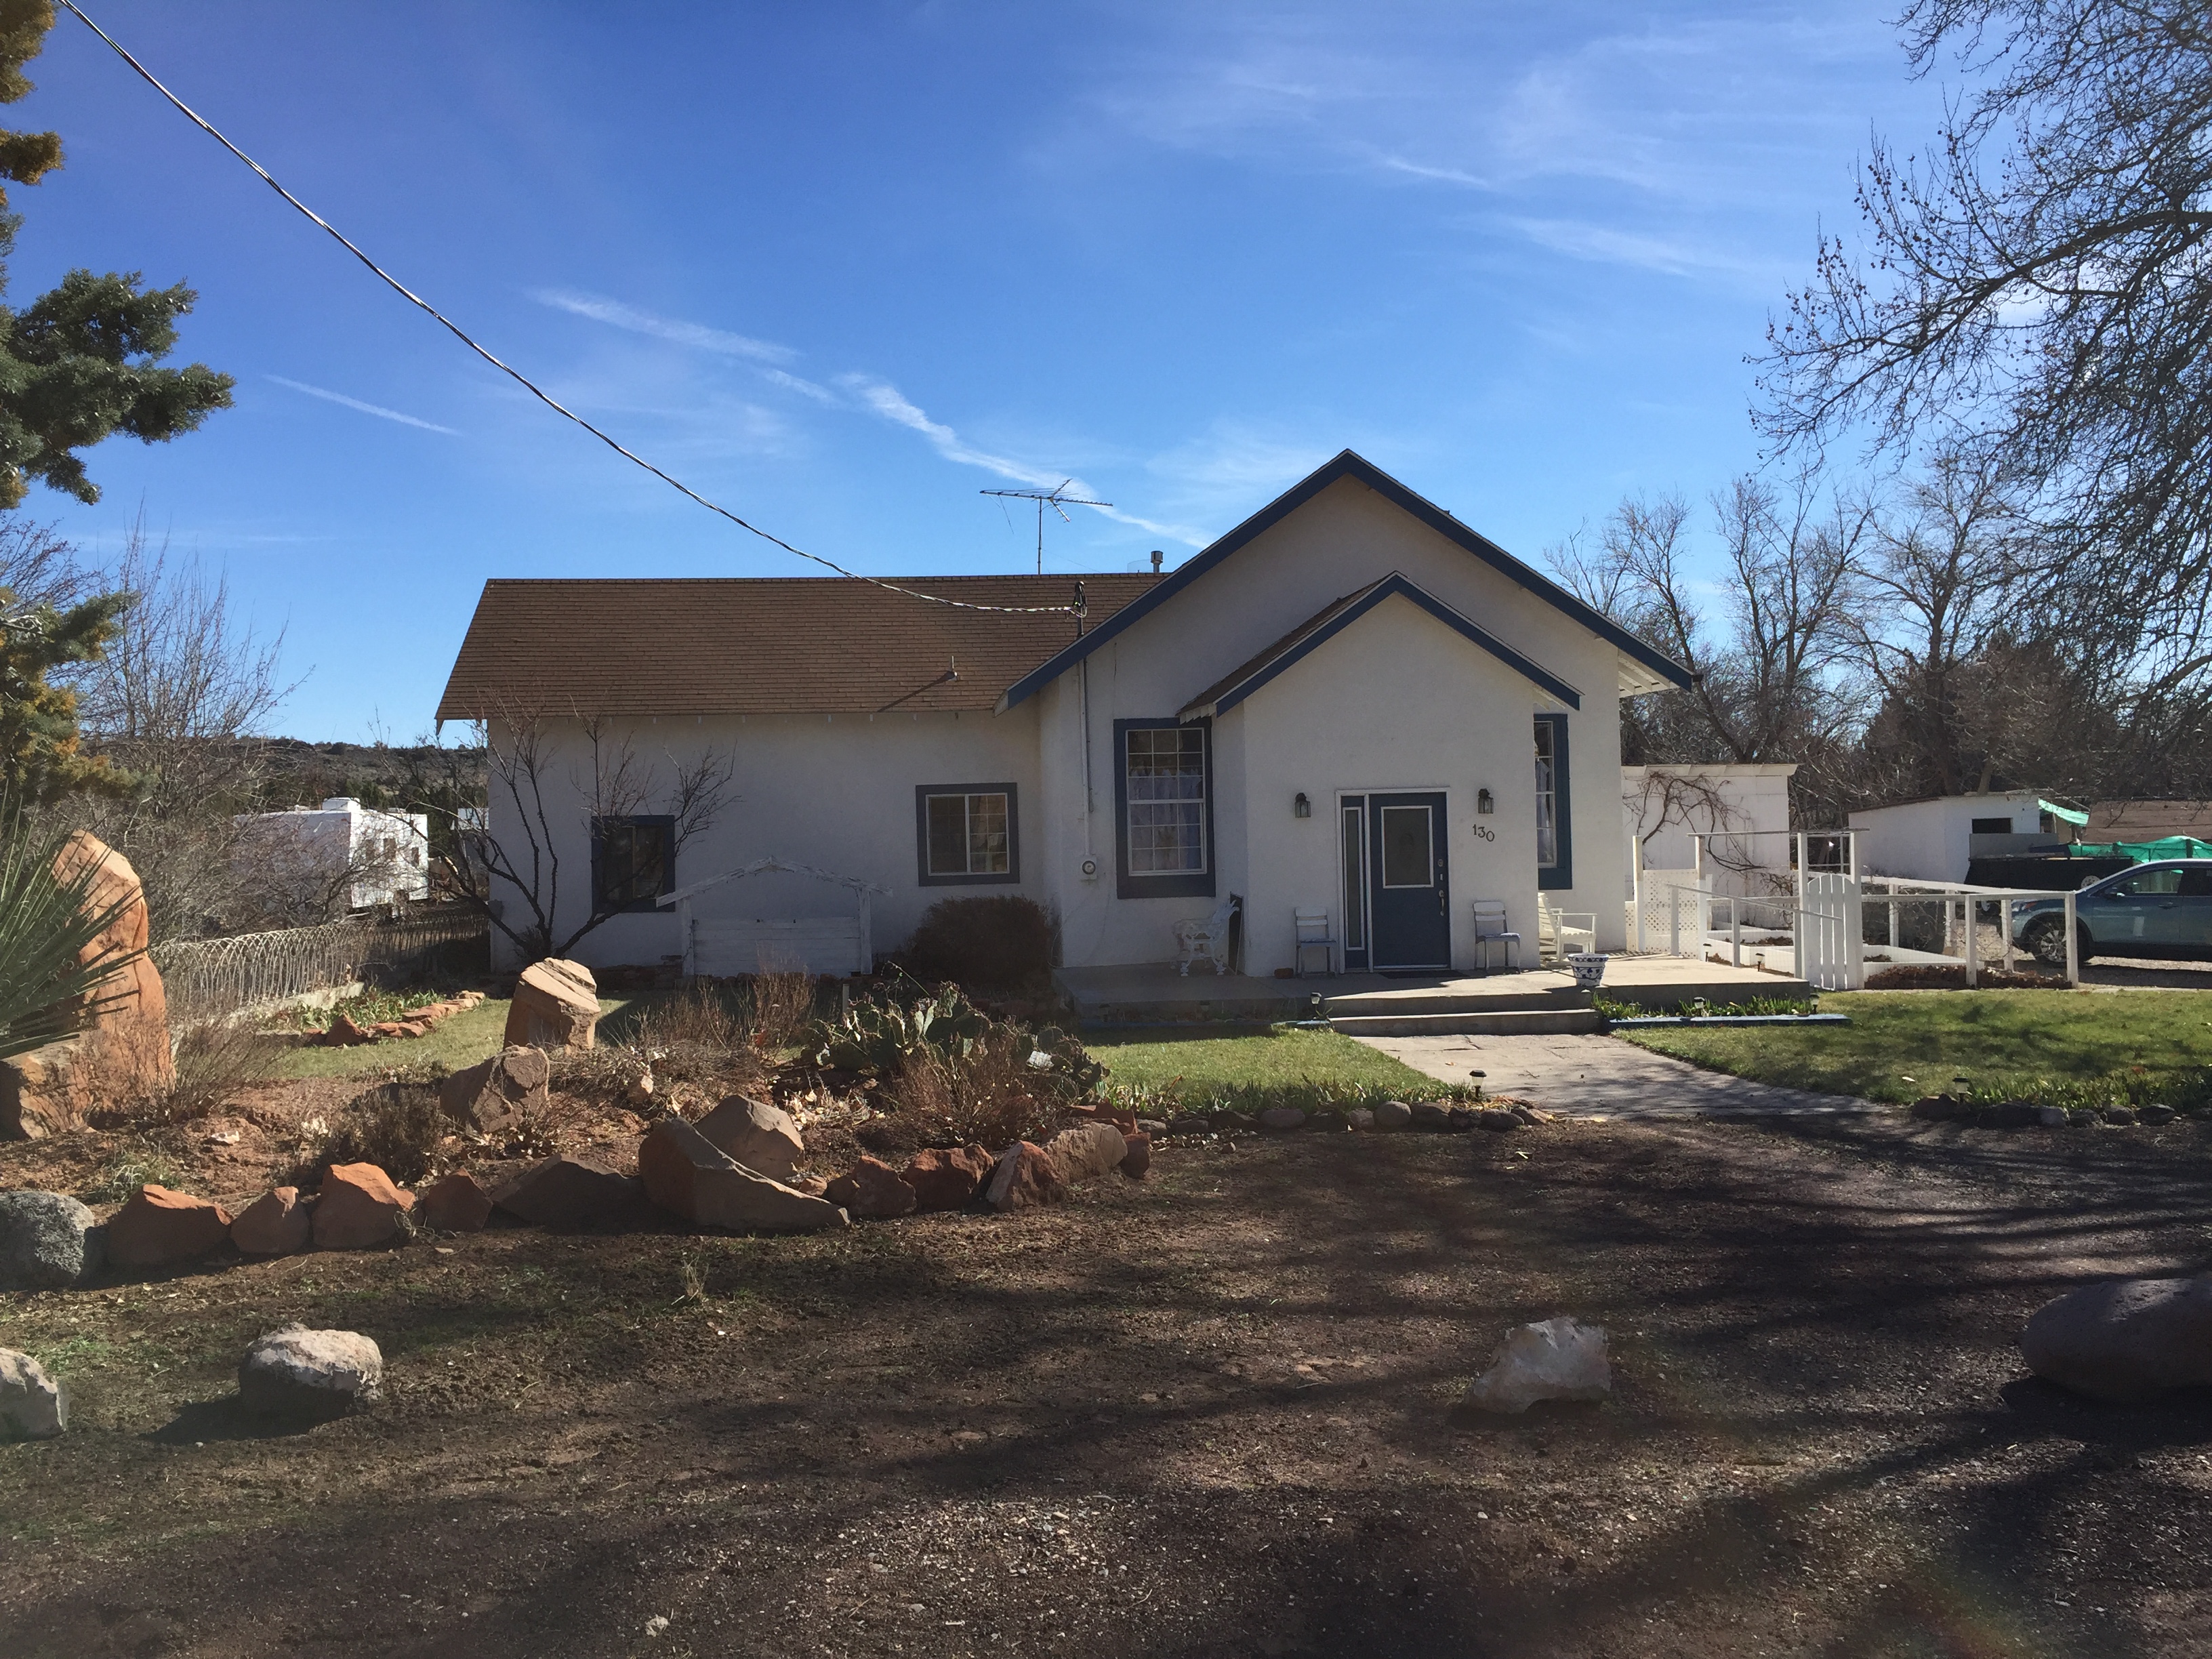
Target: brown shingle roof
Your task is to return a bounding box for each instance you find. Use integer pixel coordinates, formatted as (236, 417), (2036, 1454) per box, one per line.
(435, 575), (1162, 720)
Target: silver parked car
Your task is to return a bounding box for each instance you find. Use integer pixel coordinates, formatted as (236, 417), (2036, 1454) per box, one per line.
(2012, 859), (2212, 964)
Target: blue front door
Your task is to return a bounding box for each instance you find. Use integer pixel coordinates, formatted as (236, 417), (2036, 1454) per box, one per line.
(1369, 792), (1450, 970)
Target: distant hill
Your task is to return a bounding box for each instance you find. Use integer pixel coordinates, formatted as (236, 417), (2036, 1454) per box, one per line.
(249, 738), (485, 811)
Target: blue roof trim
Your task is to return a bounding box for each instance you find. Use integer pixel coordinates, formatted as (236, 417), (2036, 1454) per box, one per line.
(1184, 574), (1581, 717)
(996, 449), (1693, 711)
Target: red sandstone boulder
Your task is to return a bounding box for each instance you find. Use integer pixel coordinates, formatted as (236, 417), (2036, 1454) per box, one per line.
(230, 1187), (312, 1256)
(1044, 1120), (1130, 1186)
(417, 1170), (495, 1233)
(692, 1094), (805, 1181)
(490, 1154), (640, 1229)
(825, 1155), (918, 1219)
(312, 1163), (415, 1250)
(502, 959), (600, 1051)
(2, 832), (172, 1139)
(983, 1142), (1065, 1212)
(639, 1116), (846, 1233)
(901, 1145), (995, 1212)
(106, 1185), (233, 1269)
(438, 1046), (550, 1134)
(1120, 1132), (1152, 1181)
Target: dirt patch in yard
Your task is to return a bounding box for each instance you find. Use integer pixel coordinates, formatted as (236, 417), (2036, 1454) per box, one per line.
(5, 1113), (2211, 1657)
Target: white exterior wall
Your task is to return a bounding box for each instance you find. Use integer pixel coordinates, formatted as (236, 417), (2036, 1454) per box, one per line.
(1232, 599), (1546, 973)
(1622, 764), (1797, 899)
(234, 799), (431, 913)
(487, 707), (1044, 971)
(1847, 792), (2044, 883)
(1039, 476), (1629, 961)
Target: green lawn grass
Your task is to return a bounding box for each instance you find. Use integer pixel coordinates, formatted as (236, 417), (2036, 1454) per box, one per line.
(274, 998), (630, 1080)
(1088, 1025), (1458, 1108)
(1618, 989), (2212, 1104)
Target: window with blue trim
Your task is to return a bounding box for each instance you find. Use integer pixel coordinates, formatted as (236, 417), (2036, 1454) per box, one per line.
(1535, 716), (1572, 890)
(593, 815), (674, 913)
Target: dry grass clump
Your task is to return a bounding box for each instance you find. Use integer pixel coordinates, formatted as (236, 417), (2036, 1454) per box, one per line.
(877, 1033), (1065, 1152)
(142, 1019), (285, 1124)
(747, 971), (819, 1047)
(291, 1081), (446, 1186)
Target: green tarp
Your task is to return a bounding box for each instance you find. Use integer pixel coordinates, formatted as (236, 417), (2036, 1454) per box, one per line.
(2068, 836), (2212, 862)
(2038, 797), (2090, 827)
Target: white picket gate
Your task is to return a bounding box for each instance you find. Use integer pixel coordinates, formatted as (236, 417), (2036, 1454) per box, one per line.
(1795, 873), (1864, 990)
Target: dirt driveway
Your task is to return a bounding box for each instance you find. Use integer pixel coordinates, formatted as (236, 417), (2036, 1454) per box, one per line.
(5, 1115), (2209, 1658)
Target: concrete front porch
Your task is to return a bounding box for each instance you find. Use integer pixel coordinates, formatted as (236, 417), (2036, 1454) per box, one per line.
(1057, 954), (1816, 1034)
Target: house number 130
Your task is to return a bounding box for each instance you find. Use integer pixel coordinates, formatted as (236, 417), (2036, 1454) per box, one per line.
(1472, 824), (1495, 842)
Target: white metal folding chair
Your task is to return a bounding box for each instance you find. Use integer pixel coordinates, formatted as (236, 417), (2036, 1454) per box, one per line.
(1472, 899), (1521, 974)
(1293, 907), (1336, 977)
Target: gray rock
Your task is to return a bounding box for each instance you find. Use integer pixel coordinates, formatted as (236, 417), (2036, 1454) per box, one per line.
(1446, 1107), (1480, 1133)
(1910, 1094), (1959, 1121)
(1371, 1099), (1413, 1132)
(0, 1347), (65, 1439)
(1136, 1118), (1170, 1136)
(1509, 1105), (1544, 1126)
(1305, 1110), (1351, 1133)
(1213, 1110), (1258, 1134)
(2101, 1105), (2138, 1127)
(2037, 1105), (2068, 1128)
(0, 1190), (102, 1290)
(1408, 1101), (1452, 1132)
(2021, 1277), (2212, 1404)
(2068, 1107), (2100, 1128)
(1477, 1109), (1522, 1134)
(1257, 1107), (1307, 1132)
(239, 1325), (383, 1420)
(2140, 1104), (2177, 1126)
(1990, 1101), (2039, 1128)
(1166, 1115), (1213, 1137)
(1347, 1107), (1376, 1130)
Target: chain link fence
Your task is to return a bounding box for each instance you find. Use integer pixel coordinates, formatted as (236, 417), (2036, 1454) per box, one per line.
(150, 905), (489, 1025)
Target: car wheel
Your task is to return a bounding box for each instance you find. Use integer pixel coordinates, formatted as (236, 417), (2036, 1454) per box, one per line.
(2023, 915), (2091, 966)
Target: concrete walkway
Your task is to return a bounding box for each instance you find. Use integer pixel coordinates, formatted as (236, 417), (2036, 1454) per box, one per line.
(1354, 1030), (1878, 1120)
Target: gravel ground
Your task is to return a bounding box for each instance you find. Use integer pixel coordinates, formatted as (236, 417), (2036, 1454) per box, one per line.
(4, 1112), (2209, 1658)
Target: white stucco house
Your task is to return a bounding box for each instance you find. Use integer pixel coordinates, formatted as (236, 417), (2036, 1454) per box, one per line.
(437, 452), (1693, 977)
(232, 796), (432, 916)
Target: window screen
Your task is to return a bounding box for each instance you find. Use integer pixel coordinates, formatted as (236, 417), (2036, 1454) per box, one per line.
(1126, 726), (1208, 875)
(1971, 817), (2013, 834)
(924, 792), (1010, 877)
(594, 817), (673, 912)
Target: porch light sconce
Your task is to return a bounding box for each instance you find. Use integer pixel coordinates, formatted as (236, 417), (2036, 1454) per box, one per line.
(1293, 792), (1311, 819)
(1477, 788), (1494, 815)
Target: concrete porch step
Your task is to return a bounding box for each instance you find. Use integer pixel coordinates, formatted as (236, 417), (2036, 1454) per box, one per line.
(1321, 988), (1581, 1017)
(1327, 1008), (1607, 1037)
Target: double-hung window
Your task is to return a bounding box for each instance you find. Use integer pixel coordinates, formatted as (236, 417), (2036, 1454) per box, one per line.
(593, 815), (675, 913)
(915, 785), (1019, 885)
(1115, 719), (1213, 898)
(1534, 714), (1572, 890)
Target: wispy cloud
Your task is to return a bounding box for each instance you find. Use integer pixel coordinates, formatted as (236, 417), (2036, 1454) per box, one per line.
(266, 375), (459, 435)
(842, 375), (1207, 545)
(531, 289), (798, 365)
(1508, 218), (1753, 279)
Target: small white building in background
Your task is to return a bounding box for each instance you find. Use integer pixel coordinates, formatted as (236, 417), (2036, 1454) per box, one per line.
(232, 796), (432, 915)
(1845, 792), (2073, 883)
(1622, 763), (1797, 899)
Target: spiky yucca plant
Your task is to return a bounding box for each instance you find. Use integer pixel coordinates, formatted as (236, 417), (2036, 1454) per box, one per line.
(0, 817), (142, 1061)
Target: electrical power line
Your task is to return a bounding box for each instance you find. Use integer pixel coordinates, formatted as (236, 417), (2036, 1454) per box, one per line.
(56, 0), (1075, 617)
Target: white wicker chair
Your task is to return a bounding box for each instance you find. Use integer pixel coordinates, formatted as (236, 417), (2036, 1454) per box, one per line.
(1174, 895), (1240, 975)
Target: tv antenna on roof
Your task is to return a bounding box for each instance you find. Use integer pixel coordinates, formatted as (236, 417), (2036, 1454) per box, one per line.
(981, 480), (1112, 574)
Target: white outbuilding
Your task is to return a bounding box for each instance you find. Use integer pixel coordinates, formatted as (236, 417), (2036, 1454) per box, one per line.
(232, 796), (432, 916)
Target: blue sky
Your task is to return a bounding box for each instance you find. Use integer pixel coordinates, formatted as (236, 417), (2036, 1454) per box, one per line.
(12, 2), (1944, 739)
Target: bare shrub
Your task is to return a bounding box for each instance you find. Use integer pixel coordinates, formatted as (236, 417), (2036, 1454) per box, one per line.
(903, 896), (1055, 989)
(148, 1019), (285, 1123)
(748, 971), (817, 1047)
(304, 1082), (446, 1186)
(882, 1033), (1064, 1151)
(633, 979), (750, 1051)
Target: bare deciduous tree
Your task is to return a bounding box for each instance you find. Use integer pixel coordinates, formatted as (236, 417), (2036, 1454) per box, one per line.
(1758, 0), (2212, 707)
(426, 705), (735, 962)
(60, 520), (295, 939)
